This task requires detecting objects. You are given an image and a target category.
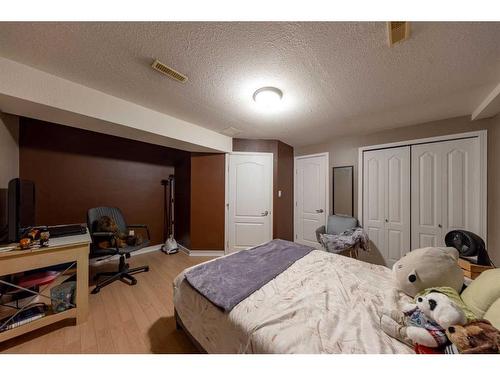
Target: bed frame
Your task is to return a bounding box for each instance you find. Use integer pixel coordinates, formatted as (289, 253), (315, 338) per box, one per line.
(174, 309), (208, 353)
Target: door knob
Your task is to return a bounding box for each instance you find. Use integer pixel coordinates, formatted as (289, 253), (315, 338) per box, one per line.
(316, 209), (324, 213)
(261, 210), (269, 216)
(385, 219), (388, 223)
(438, 224), (442, 228)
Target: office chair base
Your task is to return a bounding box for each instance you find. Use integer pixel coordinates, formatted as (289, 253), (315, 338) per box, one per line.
(91, 259), (149, 294)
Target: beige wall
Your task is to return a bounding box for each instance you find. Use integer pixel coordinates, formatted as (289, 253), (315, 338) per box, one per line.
(296, 115), (500, 265)
(0, 112), (19, 188)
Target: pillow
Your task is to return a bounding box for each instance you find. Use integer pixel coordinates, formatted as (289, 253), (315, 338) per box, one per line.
(484, 298), (500, 330)
(461, 268), (500, 318)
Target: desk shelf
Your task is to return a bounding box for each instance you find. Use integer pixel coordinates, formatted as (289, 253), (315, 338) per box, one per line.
(0, 308), (76, 342)
(0, 235), (90, 344)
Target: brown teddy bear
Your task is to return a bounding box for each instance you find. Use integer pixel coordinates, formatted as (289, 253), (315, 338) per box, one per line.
(447, 320), (500, 354)
(96, 216), (143, 249)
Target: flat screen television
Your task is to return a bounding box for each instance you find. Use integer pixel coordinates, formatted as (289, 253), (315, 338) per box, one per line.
(8, 178), (36, 242)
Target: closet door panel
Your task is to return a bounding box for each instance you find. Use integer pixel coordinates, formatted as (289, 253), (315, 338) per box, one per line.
(411, 144), (443, 248)
(363, 151), (386, 255)
(385, 147), (411, 265)
(442, 139), (480, 235)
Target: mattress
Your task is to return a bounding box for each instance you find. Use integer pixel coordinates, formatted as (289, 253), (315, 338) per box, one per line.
(173, 250), (414, 354)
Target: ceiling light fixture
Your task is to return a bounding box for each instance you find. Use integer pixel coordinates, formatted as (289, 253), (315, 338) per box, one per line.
(253, 87), (283, 109)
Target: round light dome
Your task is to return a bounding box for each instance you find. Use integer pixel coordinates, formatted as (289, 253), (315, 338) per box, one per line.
(253, 87), (283, 109)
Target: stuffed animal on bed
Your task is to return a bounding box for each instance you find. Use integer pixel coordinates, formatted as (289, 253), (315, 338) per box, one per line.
(381, 288), (473, 351)
(446, 319), (500, 354)
(380, 247), (471, 352)
(392, 247), (465, 298)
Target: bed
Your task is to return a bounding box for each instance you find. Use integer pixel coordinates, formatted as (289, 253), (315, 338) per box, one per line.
(173, 248), (414, 354)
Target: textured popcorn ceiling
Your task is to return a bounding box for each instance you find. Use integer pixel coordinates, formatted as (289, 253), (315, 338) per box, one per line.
(0, 22), (499, 147)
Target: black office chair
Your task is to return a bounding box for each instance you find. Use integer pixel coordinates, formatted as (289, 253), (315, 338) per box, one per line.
(87, 207), (150, 294)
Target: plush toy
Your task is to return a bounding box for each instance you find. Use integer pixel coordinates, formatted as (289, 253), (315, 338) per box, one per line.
(392, 247), (464, 298)
(446, 319), (500, 354)
(381, 289), (468, 349)
(96, 216), (143, 249)
(380, 247), (471, 351)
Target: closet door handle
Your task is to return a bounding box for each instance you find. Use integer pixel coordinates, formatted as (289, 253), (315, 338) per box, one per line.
(316, 209), (324, 213)
(385, 219), (388, 223)
(438, 224), (442, 228)
(261, 210), (269, 217)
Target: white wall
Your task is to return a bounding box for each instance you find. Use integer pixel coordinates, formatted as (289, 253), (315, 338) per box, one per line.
(0, 112), (19, 188)
(296, 114), (500, 266)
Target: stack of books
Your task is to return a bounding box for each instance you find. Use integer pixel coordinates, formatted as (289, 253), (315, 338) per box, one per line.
(0, 304), (47, 332)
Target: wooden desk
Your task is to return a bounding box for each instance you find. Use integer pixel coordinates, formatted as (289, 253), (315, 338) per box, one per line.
(0, 233), (90, 343)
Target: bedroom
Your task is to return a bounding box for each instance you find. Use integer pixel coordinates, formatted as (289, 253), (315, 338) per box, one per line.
(1, 0), (500, 372)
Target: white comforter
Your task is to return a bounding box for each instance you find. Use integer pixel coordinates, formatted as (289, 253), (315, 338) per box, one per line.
(173, 250), (414, 354)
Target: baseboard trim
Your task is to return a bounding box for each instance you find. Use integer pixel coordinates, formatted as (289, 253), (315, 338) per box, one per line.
(178, 244), (224, 257)
(132, 244), (162, 256)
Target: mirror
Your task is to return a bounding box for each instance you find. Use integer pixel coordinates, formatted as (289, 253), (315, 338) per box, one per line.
(332, 166), (354, 216)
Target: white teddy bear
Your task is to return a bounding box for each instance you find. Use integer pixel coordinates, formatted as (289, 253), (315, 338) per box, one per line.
(381, 291), (467, 348)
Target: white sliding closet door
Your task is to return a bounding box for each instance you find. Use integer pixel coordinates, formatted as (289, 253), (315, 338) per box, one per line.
(411, 138), (480, 248)
(363, 147), (410, 266)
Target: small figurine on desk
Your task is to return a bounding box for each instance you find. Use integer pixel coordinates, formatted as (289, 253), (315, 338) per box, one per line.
(39, 231), (50, 247)
(19, 237), (31, 250)
(18, 228), (50, 249)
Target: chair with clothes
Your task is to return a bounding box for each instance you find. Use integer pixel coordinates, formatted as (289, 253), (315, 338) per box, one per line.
(87, 207), (150, 294)
(315, 214), (361, 258)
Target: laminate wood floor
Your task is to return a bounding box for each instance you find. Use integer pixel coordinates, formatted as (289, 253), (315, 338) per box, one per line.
(0, 250), (213, 354)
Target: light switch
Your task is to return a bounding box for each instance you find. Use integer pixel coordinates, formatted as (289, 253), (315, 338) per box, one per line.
(278, 190), (282, 198)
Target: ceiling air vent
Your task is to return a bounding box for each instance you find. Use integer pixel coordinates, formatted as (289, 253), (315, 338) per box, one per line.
(151, 59), (188, 83)
(387, 22), (410, 46)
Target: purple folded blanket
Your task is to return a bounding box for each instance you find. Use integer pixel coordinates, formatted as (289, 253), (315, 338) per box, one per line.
(184, 239), (315, 312)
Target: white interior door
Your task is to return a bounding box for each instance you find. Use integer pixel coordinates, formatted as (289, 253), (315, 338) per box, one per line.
(412, 138), (480, 248)
(294, 153), (328, 248)
(363, 147), (410, 267)
(227, 153), (273, 254)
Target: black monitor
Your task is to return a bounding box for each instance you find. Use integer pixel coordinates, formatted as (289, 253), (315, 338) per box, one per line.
(8, 178), (36, 242)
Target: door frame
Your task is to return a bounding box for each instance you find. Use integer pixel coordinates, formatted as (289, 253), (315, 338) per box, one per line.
(357, 130), (487, 244)
(293, 152), (330, 244)
(224, 152), (274, 254)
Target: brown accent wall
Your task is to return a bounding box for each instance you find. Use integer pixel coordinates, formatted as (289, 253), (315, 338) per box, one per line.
(190, 153), (225, 250)
(232, 139), (294, 241)
(174, 153), (226, 251)
(174, 155), (191, 249)
(19, 118), (188, 245)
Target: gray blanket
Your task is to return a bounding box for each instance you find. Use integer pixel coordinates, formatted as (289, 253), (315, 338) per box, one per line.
(319, 227), (369, 254)
(184, 239), (314, 312)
